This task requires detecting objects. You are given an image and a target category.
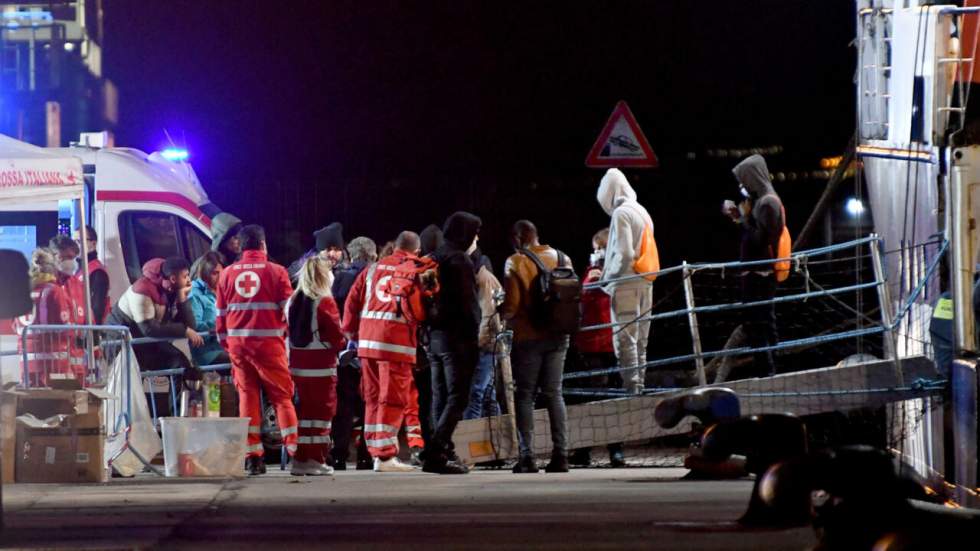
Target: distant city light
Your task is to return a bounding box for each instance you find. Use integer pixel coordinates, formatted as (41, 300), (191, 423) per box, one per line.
(846, 198), (866, 217)
(161, 148), (189, 162)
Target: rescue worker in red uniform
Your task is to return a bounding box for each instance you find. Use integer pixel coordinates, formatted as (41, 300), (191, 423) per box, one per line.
(216, 225), (299, 476)
(342, 231), (424, 472)
(75, 226), (110, 325)
(286, 256), (345, 476)
(50, 234), (87, 382)
(16, 248), (73, 386)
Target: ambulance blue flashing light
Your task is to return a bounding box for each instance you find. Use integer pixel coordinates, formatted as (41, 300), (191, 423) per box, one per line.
(161, 148), (189, 162)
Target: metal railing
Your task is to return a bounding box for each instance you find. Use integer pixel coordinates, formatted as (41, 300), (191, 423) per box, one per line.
(564, 234), (947, 398)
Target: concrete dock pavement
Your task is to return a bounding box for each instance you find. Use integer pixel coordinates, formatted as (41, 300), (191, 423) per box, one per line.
(1, 467), (816, 550)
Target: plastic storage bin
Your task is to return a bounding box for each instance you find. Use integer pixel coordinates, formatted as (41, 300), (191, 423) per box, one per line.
(160, 417), (249, 477)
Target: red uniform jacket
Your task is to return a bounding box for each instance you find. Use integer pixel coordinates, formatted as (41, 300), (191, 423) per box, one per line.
(341, 250), (420, 364)
(288, 295), (345, 374)
(576, 264), (614, 354)
(16, 280), (73, 377)
(216, 250), (293, 356)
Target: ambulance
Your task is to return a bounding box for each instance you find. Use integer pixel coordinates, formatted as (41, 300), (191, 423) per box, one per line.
(0, 131), (238, 384)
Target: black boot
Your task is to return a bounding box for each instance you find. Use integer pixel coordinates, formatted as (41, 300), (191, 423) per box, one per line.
(421, 447), (470, 474)
(545, 450), (569, 473)
(608, 444), (626, 468)
(512, 455), (539, 474)
(569, 448), (592, 467)
(245, 456), (266, 476)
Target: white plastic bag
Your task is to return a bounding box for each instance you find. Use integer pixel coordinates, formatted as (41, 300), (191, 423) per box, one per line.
(104, 347), (162, 477)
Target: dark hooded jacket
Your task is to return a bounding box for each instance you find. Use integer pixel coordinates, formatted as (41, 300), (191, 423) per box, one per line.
(428, 212), (482, 341)
(733, 155), (785, 266)
(210, 212), (243, 264)
(331, 259), (371, 321)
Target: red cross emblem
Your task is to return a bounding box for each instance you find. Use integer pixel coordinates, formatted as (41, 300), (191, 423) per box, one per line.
(234, 271), (261, 298)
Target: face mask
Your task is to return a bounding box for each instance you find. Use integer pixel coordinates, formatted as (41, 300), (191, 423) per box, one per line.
(58, 259), (77, 275)
(739, 185), (751, 199)
(590, 249), (605, 265)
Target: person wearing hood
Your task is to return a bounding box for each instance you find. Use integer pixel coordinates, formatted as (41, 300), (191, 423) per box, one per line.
(288, 222), (346, 283)
(421, 211), (482, 474)
(724, 154), (786, 377)
(596, 168), (656, 395)
(106, 256), (203, 413)
(188, 251), (228, 368)
(210, 212), (243, 266)
(329, 235), (376, 471)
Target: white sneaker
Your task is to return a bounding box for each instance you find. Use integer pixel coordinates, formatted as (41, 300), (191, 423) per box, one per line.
(373, 457), (418, 472)
(291, 459), (335, 476)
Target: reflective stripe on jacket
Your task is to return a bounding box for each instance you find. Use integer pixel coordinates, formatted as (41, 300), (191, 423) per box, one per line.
(216, 250), (293, 355)
(341, 250), (420, 364)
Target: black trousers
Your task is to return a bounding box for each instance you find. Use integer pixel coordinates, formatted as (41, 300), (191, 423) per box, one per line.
(413, 346), (434, 445)
(740, 273), (778, 378)
(426, 331), (478, 459)
(331, 361), (369, 464)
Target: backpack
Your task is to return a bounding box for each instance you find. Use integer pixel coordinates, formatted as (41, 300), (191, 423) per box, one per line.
(287, 292), (316, 348)
(381, 255), (440, 324)
(518, 248), (582, 335)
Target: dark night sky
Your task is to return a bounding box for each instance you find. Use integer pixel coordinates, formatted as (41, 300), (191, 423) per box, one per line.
(103, 1), (857, 268)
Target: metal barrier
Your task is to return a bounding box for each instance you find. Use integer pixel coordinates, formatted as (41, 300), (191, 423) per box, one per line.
(565, 234), (947, 397)
(16, 323), (162, 475)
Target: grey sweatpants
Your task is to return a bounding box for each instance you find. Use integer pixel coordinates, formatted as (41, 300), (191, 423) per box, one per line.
(609, 282), (653, 393)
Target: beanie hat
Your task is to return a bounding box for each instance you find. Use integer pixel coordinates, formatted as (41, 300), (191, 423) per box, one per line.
(314, 222), (344, 252)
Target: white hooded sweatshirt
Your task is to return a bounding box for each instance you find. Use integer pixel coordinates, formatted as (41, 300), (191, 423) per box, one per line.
(596, 168), (654, 286)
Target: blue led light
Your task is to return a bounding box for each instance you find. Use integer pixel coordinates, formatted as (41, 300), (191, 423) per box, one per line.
(161, 148), (189, 162)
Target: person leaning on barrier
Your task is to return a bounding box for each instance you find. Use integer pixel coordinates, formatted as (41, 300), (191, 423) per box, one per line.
(596, 168), (657, 396)
(49, 234), (88, 380)
(724, 154), (786, 378)
(14, 248), (74, 386)
(106, 257), (203, 413)
(188, 251), (229, 368)
(502, 220), (573, 474)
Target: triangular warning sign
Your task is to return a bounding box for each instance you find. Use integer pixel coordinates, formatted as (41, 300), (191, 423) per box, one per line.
(585, 101), (658, 168)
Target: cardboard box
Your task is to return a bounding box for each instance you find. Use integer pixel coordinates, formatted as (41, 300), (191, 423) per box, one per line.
(1, 390), (17, 483)
(14, 387), (111, 483)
